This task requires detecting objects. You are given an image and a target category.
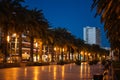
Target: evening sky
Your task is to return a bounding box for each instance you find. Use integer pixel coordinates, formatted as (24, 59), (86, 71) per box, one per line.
(23, 0), (110, 47)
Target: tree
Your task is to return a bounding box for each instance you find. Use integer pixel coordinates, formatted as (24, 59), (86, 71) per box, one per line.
(74, 38), (85, 61)
(0, 0), (25, 62)
(52, 27), (66, 61)
(92, 0), (120, 59)
(13, 5), (28, 62)
(24, 9), (49, 62)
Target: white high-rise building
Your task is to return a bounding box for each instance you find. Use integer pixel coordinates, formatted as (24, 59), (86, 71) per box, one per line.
(83, 26), (101, 46)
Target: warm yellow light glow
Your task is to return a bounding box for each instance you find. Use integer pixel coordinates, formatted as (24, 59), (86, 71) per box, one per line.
(103, 55), (105, 58)
(88, 53), (91, 56)
(54, 47), (56, 51)
(81, 51), (84, 55)
(62, 48), (64, 52)
(15, 35), (17, 54)
(42, 66), (45, 71)
(80, 63), (83, 78)
(62, 66), (65, 79)
(35, 42), (38, 47)
(53, 65), (57, 80)
(84, 63), (87, 73)
(13, 33), (16, 37)
(7, 35), (10, 42)
(24, 68), (27, 77)
(48, 65), (51, 72)
(34, 67), (39, 80)
(37, 55), (40, 61)
(33, 56), (36, 62)
(88, 65), (90, 78)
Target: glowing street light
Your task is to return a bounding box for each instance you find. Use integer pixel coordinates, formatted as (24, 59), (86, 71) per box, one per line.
(54, 47), (56, 51)
(7, 36), (10, 42)
(62, 48), (64, 52)
(35, 42), (38, 48)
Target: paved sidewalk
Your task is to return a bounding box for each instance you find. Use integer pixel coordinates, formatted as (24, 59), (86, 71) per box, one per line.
(0, 62), (105, 80)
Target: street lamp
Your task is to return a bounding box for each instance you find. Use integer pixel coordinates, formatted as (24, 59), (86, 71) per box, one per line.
(7, 35), (10, 42)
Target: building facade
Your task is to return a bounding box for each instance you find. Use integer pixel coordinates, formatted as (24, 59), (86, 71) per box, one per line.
(83, 26), (101, 46)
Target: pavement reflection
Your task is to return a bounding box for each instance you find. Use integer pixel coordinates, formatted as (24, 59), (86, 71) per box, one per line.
(0, 62), (104, 80)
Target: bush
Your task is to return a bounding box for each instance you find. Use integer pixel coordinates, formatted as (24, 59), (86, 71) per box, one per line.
(88, 60), (99, 65)
(101, 60), (106, 65)
(41, 62), (49, 66)
(93, 60), (99, 64)
(88, 61), (94, 65)
(57, 60), (64, 65)
(26, 62), (34, 66)
(0, 63), (20, 68)
(75, 60), (81, 65)
(34, 62), (42, 66)
(115, 70), (120, 80)
(26, 62), (49, 66)
(112, 61), (120, 68)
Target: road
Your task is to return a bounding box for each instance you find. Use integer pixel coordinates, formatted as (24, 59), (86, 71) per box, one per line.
(0, 62), (104, 80)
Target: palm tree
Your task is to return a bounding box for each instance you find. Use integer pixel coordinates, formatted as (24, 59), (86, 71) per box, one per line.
(0, 0), (25, 62)
(92, 0), (120, 60)
(74, 38), (85, 61)
(24, 9), (49, 62)
(52, 27), (81, 62)
(91, 44), (101, 60)
(0, 1), (49, 63)
(13, 5), (29, 62)
(52, 27), (69, 62)
(42, 28), (55, 62)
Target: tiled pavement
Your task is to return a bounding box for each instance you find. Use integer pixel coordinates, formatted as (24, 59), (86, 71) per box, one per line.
(0, 62), (107, 80)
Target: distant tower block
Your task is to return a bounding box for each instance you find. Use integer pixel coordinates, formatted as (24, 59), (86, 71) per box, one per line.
(83, 26), (101, 46)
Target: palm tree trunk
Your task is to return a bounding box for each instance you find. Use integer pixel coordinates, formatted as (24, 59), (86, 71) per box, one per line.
(51, 52), (54, 62)
(61, 51), (63, 61)
(80, 53), (81, 62)
(71, 48), (74, 61)
(68, 47), (71, 61)
(118, 49), (120, 62)
(84, 52), (85, 61)
(18, 33), (22, 62)
(69, 51), (70, 61)
(72, 53), (74, 61)
(3, 24), (8, 63)
(3, 33), (8, 63)
(77, 51), (79, 60)
(30, 36), (34, 62)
